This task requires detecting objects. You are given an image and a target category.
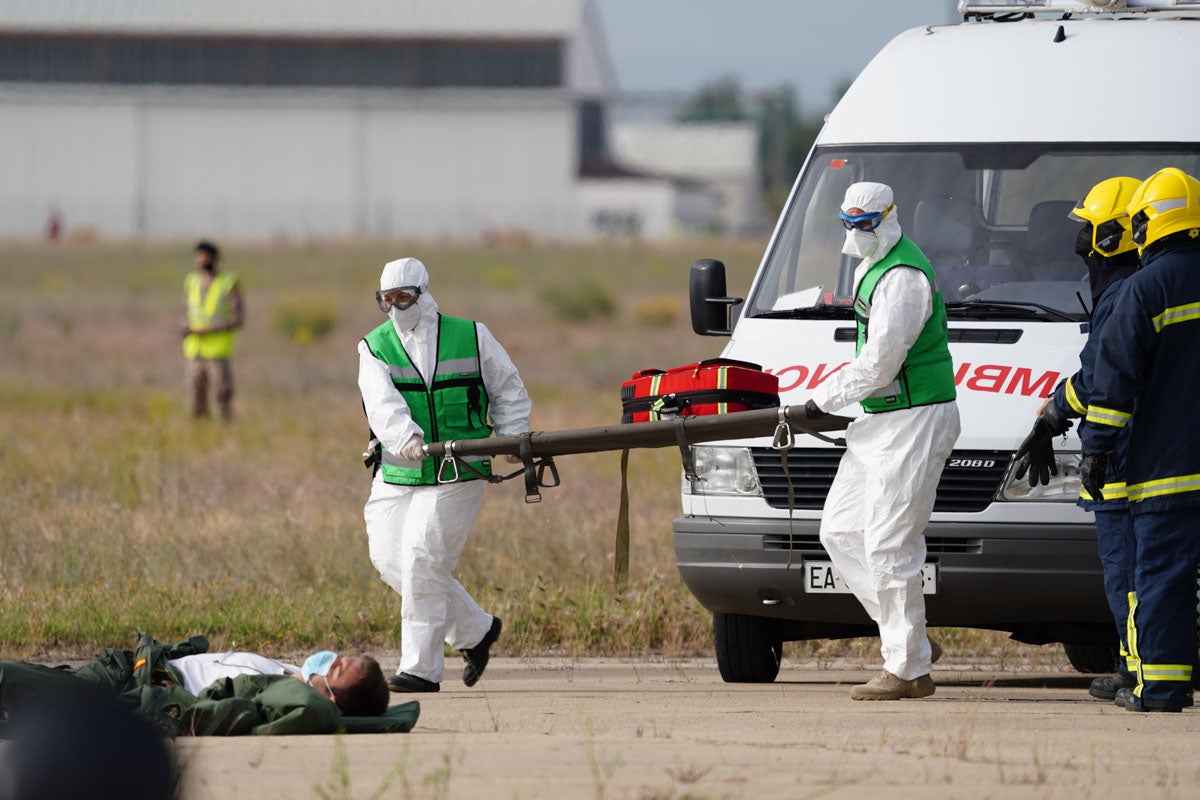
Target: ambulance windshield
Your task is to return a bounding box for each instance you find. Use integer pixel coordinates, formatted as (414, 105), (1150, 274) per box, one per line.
(746, 144), (1200, 322)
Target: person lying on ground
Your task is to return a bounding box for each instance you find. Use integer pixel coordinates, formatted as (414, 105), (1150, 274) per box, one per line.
(0, 633), (402, 737)
(168, 648), (388, 717)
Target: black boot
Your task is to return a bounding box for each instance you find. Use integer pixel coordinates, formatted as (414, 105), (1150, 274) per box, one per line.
(1116, 686), (1193, 712)
(462, 616), (503, 687)
(387, 672), (440, 693)
(1089, 670), (1136, 701)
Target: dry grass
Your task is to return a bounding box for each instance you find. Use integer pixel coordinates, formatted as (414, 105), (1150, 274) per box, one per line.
(0, 239), (757, 659)
(0, 238), (1038, 665)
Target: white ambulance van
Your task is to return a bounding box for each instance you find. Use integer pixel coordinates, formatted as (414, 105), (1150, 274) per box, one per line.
(678, 0), (1200, 681)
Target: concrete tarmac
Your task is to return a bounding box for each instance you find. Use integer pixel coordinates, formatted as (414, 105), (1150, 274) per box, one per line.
(173, 656), (1200, 799)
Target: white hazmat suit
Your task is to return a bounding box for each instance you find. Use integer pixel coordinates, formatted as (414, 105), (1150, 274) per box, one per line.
(358, 257), (531, 684)
(812, 183), (961, 682)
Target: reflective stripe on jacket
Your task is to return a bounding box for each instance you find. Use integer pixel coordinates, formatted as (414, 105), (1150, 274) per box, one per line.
(1049, 278), (1131, 510)
(1082, 236), (1200, 512)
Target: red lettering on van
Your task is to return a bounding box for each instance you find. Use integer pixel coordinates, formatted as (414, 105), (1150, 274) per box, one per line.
(966, 364), (1012, 393)
(1006, 367), (1060, 399)
(955, 362), (1060, 397)
(807, 362), (848, 389)
(770, 365), (809, 393)
(771, 361), (1059, 399)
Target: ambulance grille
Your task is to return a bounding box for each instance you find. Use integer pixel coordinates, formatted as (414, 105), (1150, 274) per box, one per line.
(750, 448), (1010, 514)
(762, 533), (983, 554)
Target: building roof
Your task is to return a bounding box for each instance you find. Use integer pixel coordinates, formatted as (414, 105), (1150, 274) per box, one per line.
(0, 0), (587, 39)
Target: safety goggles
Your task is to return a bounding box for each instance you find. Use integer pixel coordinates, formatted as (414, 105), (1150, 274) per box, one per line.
(376, 286), (421, 313)
(1093, 218), (1127, 255)
(839, 203), (894, 231)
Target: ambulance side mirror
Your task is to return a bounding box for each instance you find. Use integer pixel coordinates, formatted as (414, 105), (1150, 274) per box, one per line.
(690, 259), (742, 336)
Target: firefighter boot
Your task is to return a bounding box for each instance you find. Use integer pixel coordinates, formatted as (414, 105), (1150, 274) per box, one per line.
(1089, 670), (1136, 701)
(1116, 686), (1193, 711)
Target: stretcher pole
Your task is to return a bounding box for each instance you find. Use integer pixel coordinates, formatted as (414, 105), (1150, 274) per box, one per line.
(422, 405), (851, 460)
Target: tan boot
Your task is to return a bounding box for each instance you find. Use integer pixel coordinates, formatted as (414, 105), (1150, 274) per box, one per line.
(850, 670), (936, 701)
(929, 637), (943, 665)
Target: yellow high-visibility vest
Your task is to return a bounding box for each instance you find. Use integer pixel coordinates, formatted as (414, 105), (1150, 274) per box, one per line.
(183, 271), (239, 360)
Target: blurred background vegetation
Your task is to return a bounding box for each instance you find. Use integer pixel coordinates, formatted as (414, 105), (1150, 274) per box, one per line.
(675, 74), (850, 214)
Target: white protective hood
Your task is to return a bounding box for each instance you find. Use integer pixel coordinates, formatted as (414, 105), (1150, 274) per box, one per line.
(843, 182), (903, 292)
(380, 257), (441, 382)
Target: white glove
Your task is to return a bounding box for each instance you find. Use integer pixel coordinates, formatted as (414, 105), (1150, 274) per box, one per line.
(399, 434), (426, 461)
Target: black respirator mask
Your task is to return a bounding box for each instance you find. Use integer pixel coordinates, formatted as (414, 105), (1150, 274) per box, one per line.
(1074, 223), (1094, 258)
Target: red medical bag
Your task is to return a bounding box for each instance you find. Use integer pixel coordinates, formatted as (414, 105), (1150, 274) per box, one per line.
(620, 358), (779, 423)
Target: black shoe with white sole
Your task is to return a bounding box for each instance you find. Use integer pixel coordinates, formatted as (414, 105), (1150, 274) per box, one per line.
(462, 616), (503, 687)
(387, 672), (440, 693)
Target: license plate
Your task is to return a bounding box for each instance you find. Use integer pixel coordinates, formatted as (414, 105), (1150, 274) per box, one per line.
(803, 561), (937, 595)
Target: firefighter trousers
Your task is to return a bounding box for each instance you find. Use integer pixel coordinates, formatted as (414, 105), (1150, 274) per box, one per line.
(1129, 506), (1200, 709)
(1095, 508), (1136, 674)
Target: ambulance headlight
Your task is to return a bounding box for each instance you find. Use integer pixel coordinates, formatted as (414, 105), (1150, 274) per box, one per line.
(998, 452), (1082, 502)
(686, 446), (762, 496)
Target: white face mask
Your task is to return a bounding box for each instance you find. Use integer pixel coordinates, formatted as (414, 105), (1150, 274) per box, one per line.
(389, 302), (421, 330)
(842, 228), (879, 259)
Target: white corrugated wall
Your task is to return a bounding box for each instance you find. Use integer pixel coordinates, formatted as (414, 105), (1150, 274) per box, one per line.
(0, 87), (578, 240)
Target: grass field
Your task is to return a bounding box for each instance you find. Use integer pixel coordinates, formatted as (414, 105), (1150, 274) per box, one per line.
(0, 238), (1061, 669)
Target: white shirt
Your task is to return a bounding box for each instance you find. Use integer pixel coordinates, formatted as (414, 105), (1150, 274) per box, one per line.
(168, 651), (301, 696)
(813, 266), (934, 414)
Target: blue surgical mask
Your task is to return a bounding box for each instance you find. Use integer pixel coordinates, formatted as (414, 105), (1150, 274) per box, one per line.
(301, 650), (337, 681)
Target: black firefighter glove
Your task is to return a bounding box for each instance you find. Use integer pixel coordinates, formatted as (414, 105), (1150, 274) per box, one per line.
(804, 399), (825, 420)
(1080, 452), (1110, 501)
(1039, 400), (1072, 437)
(1014, 403), (1073, 488)
(1014, 418), (1058, 487)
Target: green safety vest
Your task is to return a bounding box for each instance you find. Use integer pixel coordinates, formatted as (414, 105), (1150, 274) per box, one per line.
(183, 270), (239, 360)
(853, 237), (956, 413)
(363, 315), (493, 485)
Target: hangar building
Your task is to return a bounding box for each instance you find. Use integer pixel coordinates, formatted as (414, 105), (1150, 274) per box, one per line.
(0, 0), (734, 241)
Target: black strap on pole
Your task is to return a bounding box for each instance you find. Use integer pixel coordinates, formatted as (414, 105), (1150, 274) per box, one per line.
(673, 416), (698, 483)
(519, 432), (541, 503)
(469, 457), (561, 488)
(802, 427), (846, 448)
(772, 409), (798, 570)
(615, 448), (631, 592)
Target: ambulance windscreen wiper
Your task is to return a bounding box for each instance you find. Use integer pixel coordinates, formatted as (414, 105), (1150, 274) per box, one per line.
(944, 299), (1077, 322)
(752, 306), (855, 320)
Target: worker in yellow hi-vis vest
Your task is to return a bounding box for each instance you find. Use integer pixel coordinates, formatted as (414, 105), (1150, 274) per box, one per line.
(180, 240), (244, 420)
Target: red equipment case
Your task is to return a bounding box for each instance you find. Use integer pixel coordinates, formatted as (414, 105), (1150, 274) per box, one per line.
(620, 358), (779, 423)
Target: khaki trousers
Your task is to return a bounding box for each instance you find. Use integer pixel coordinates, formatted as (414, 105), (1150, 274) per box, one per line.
(185, 357), (234, 419)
